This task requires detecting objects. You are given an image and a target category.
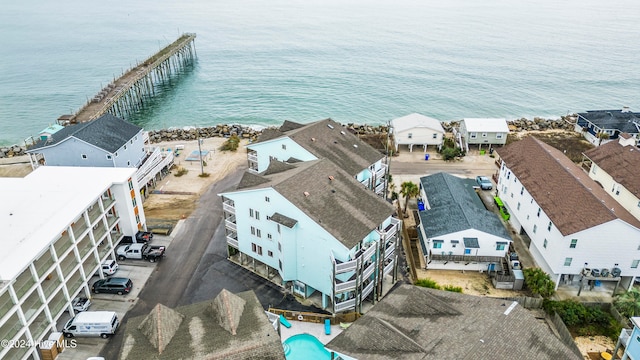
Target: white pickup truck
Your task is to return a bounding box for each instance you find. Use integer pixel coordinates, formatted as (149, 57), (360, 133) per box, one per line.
(116, 243), (165, 262)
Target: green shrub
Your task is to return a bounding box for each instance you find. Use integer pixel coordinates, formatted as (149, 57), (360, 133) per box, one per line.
(415, 278), (441, 290)
(442, 285), (463, 293)
(174, 167), (188, 177)
(523, 268), (555, 298)
(220, 134), (241, 151)
(198, 173), (210, 178)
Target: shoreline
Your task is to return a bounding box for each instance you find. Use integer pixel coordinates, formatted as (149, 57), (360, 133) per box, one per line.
(0, 115), (577, 159)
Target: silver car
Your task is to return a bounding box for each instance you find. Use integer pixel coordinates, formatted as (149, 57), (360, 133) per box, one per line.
(475, 176), (493, 190)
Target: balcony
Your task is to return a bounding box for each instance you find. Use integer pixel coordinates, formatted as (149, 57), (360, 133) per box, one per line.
(102, 196), (115, 211)
(223, 200), (236, 214)
(247, 152), (258, 163)
(93, 223), (108, 243)
(375, 163), (387, 180)
(71, 218), (88, 239)
(362, 281), (375, 298)
(619, 328), (632, 347)
(335, 298), (357, 313)
(363, 262), (376, 279)
(384, 259), (395, 276)
(87, 204), (102, 225)
(106, 215), (118, 230)
(227, 237), (239, 249)
(375, 182), (385, 195)
(54, 233), (73, 258)
(335, 279), (357, 292)
(225, 219), (237, 232)
(334, 259), (357, 274)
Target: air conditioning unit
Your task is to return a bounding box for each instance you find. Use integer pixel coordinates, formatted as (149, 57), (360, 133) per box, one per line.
(611, 267), (622, 278)
(600, 268), (610, 277)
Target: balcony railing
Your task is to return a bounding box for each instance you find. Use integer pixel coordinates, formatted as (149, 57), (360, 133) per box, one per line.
(334, 298), (356, 313)
(620, 328), (632, 346)
(335, 259), (357, 274)
(429, 253), (504, 263)
(102, 197), (115, 211)
(225, 220), (237, 232)
(247, 152), (258, 162)
(227, 237), (239, 249)
(384, 260), (395, 276)
(363, 262), (376, 279)
(362, 281), (375, 298)
(375, 182), (385, 195)
(87, 205), (102, 225)
(335, 279), (357, 292)
(71, 220), (88, 239)
(223, 202), (236, 214)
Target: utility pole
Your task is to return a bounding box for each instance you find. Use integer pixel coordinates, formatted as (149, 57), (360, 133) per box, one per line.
(197, 132), (204, 175)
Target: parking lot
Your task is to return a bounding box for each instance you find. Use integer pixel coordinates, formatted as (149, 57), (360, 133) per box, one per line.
(54, 233), (175, 360)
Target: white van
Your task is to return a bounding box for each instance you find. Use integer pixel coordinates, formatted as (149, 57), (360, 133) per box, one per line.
(62, 311), (119, 338)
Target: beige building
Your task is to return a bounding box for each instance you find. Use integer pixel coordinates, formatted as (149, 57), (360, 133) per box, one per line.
(0, 166), (145, 360)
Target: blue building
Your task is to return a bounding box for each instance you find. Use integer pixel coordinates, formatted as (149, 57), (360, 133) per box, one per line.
(574, 109), (640, 146)
(613, 317), (640, 359)
(246, 119), (388, 196)
(219, 158), (401, 313)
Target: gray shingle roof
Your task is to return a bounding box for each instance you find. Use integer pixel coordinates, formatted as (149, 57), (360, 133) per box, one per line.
(578, 110), (640, 134)
(326, 285), (582, 360)
(254, 118), (383, 176)
(496, 136), (640, 235)
(28, 113), (141, 153)
(232, 159), (394, 249)
(119, 290), (284, 360)
(418, 173), (511, 240)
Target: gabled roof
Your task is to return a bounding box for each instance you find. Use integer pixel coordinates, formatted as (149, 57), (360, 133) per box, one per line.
(578, 110), (640, 134)
(462, 118), (509, 133)
(496, 136), (640, 235)
(391, 113), (445, 133)
(28, 113), (142, 153)
(226, 159), (394, 249)
(253, 118), (383, 176)
(120, 290), (284, 360)
(418, 173), (511, 240)
(326, 285), (582, 360)
(583, 140), (640, 198)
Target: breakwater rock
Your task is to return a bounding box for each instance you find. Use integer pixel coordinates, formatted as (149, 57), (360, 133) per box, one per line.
(146, 124), (262, 143)
(0, 145), (27, 159)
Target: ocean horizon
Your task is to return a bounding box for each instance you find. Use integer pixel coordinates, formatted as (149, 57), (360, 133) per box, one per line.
(1, 0), (639, 146)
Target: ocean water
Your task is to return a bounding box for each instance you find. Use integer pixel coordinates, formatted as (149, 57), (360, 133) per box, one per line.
(1, 0), (639, 146)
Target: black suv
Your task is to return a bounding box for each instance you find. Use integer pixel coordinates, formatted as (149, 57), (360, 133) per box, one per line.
(120, 231), (153, 245)
(92, 277), (133, 295)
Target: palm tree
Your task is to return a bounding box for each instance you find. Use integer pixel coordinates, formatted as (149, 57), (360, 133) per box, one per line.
(400, 181), (420, 215)
(596, 131), (610, 146)
(614, 288), (640, 317)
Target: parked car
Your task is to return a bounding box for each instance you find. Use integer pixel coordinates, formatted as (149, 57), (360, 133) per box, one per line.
(62, 311), (119, 338)
(92, 277), (133, 295)
(71, 296), (91, 312)
(136, 231), (153, 242)
(117, 243), (165, 262)
(120, 234), (150, 245)
(101, 260), (119, 275)
(475, 176), (493, 190)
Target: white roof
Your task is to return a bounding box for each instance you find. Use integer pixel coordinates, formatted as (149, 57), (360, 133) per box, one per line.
(462, 118), (510, 133)
(74, 311), (117, 323)
(0, 166), (136, 281)
(391, 113), (445, 133)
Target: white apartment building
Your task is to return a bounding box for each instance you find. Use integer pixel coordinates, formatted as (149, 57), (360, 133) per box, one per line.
(0, 166), (145, 360)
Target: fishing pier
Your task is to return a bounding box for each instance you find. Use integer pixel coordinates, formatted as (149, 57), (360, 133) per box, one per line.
(58, 33), (196, 125)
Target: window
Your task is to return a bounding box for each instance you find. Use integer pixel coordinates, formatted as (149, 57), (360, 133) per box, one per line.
(256, 229), (261, 238)
(282, 144), (286, 150)
(278, 242), (282, 251)
(268, 250), (273, 257)
(592, 166), (597, 174)
(533, 225), (537, 233)
(543, 239), (547, 248)
(547, 222), (552, 231)
(255, 211), (260, 220)
(115, 152), (119, 157)
(510, 192), (514, 198)
(482, 132), (488, 137)
(132, 197), (137, 207)
(496, 242), (506, 251)
(564, 257), (572, 266)
(637, 201), (640, 208)
(517, 202), (521, 210)
(464, 249), (471, 255)
(470, 132), (477, 139)
(127, 161), (131, 166)
(433, 240), (443, 249)
(124, 145), (127, 150)
(131, 139), (134, 144)
(507, 171), (511, 180)
(432, 133), (437, 139)
(267, 234), (272, 240)
(279, 260), (283, 270)
(520, 187), (524, 195)
(81, 154), (87, 159)
(251, 243), (263, 255)
(496, 133), (503, 139)
(106, 155), (112, 160)
(277, 224), (281, 234)
(249, 209), (254, 217)
(570, 239), (578, 249)
(407, 133), (413, 139)
(265, 196), (270, 202)
(632, 260), (640, 269)
(537, 208), (541, 217)
(128, 179), (134, 190)
(135, 214), (140, 224)
(251, 226), (256, 235)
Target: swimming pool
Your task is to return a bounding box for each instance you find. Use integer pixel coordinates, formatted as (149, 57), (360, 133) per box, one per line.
(283, 333), (331, 360)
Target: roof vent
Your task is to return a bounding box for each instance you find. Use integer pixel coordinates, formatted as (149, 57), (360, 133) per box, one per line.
(328, 176), (334, 181)
(311, 137), (316, 142)
(303, 191), (310, 197)
(327, 124), (334, 129)
(353, 144), (358, 148)
(340, 131), (346, 135)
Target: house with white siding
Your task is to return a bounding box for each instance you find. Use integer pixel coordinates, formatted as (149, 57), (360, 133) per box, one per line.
(495, 136), (640, 293)
(583, 135), (640, 222)
(0, 166), (144, 360)
(246, 119), (388, 196)
(459, 118), (509, 151)
(391, 113), (445, 152)
(574, 109), (640, 146)
(219, 158), (401, 313)
(417, 172), (512, 271)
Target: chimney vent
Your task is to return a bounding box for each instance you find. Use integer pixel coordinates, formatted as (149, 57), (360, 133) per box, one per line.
(303, 191), (310, 197)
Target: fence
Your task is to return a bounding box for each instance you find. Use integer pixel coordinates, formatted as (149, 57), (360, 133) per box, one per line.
(499, 295), (543, 309)
(550, 312), (584, 359)
(268, 308), (360, 325)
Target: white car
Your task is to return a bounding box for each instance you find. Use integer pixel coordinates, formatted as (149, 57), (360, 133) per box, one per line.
(71, 297), (91, 312)
(101, 260), (119, 276)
